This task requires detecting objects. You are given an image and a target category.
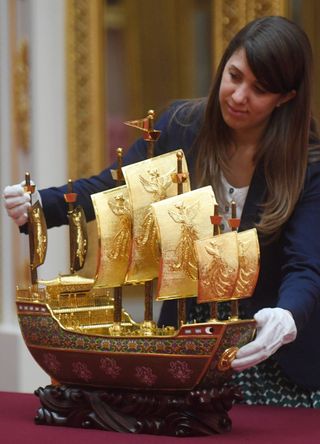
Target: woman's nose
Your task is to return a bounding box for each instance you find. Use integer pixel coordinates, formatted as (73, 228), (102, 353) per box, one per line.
(232, 85), (248, 104)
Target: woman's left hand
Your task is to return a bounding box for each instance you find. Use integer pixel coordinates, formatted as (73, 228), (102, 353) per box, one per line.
(231, 307), (297, 372)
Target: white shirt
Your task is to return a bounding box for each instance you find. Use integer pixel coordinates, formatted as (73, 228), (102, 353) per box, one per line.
(219, 173), (249, 232)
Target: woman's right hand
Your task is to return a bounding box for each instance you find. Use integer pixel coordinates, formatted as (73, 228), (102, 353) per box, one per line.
(2, 182), (40, 226)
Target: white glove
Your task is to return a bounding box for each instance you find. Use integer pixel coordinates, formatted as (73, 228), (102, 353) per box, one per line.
(3, 182), (41, 227)
(231, 307), (297, 372)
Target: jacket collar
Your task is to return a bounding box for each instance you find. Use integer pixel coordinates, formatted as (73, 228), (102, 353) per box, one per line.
(239, 163), (267, 231)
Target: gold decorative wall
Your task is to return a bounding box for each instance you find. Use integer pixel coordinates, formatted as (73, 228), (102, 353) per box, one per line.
(121, 0), (198, 121)
(66, 0), (106, 277)
(66, 0), (105, 179)
(66, 0), (320, 172)
(14, 39), (30, 153)
(297, 0), (320, 120)
(212, 0), (289, 70)
(9, 1), (32, 290)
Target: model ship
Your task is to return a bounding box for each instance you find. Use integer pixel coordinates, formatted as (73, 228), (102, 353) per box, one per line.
(16, 112), (259, 422)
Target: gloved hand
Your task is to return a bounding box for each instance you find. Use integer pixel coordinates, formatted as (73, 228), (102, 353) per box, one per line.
(3, 182), (41, 227)
(231, 307), (297, 372)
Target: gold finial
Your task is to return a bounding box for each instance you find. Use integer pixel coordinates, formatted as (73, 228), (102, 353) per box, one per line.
(110, 148), (124, 183)
(116, 147), (123, 166)
(170, 150), (188, 187)
(24, 172), (35, 194)
(228, 200), (240, 231)
(64, 179), (77, 204)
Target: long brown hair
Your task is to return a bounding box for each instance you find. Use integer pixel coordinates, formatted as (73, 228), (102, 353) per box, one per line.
(191, 16), (319, 236)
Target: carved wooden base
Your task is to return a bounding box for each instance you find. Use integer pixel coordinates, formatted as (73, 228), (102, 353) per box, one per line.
(34, 384), (241, 436)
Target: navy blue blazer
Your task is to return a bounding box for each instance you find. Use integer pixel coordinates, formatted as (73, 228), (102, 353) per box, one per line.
(37, 102), (320, 389)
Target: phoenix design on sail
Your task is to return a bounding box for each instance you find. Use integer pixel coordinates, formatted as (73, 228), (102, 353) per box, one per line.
(167, 200), (200, 280)
(136, 167), (174, 260)
(107, 192), (131, 261)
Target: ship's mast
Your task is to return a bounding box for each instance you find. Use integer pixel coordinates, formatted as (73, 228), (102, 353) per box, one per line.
(228, 201), (241, 320)
(64, 179), (77, 274)
(25, 172), (38, 285)
(143, 111), (158, 333)
(209, 204), (222, 320)
(111, 147), (125, 334)
(24, 172), (48, 287)
(124, 110), (162, 334)
(171, 151), (189, 325)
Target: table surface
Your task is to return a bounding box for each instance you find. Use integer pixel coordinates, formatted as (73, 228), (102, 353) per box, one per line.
(1, 390), (320, 444)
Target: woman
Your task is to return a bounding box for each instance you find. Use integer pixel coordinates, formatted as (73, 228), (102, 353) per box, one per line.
(4, 16), (320, 406)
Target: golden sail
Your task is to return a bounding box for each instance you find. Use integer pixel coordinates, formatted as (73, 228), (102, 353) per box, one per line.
(68, 206), (88, 273)
(151, 186), (217, 300)
(64, 180), (88, 274)
(122, 149), (190, 283)
(28, 200), (47, 270)
(91, 185), (132, 287)
(195, 228), (260, 303)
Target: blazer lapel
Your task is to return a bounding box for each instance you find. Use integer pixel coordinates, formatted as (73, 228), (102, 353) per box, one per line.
(239, 163), (267, 231)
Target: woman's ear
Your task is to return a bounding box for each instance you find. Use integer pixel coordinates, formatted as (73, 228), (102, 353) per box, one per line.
(277, 90), (296, 107)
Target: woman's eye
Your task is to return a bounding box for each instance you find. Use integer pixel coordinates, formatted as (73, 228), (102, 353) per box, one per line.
(229, 71), (240, 81)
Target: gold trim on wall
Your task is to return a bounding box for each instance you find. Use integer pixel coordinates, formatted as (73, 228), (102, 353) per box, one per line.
(212, 0), (289, 71)
(10, 1), (32, 290)
(66, 0), (106, 180)
(298, 0), (320, 120)
(65, 0), (106, 278)
(14, 39), (30, 152)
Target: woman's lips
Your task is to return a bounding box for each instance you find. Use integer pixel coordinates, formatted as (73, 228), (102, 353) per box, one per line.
(227, 103), (248, 116)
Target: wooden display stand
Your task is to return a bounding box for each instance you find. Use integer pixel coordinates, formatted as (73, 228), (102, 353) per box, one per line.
(34, 384), (241, 436)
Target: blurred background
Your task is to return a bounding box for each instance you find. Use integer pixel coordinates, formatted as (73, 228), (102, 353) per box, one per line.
(1, 0), (319, 392)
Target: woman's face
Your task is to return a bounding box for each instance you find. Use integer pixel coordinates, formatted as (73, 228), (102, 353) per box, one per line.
(219, 48), (292, 139)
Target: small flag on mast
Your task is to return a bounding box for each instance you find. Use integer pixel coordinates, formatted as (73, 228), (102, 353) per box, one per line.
(124, 110), (161, 143)
(124, 116), (151, 132)
(124, 109), (154, 131)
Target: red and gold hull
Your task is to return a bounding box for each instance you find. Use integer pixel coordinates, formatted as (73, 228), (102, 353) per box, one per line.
(16, 299), (255, 392)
